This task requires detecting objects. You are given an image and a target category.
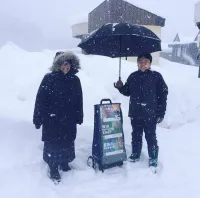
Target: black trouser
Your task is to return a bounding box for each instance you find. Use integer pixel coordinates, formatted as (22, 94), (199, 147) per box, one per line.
(131, 117), (158, 159)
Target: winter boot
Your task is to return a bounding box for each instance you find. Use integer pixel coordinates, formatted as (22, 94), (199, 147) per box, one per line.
(129, 153), (140, 162)
(60, 163), (71, 172)
(49, 165), (61, 182)
(149, 158), (158, 167)
(129, 145), (142, 162)
(148, 146), (159, 167)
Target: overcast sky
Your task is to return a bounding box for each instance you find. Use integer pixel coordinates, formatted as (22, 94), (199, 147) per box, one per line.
(0, 0), (199, 48)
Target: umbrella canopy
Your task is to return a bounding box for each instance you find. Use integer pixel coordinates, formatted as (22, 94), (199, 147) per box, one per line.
(78, 23), (161, 58)
(78, 22), (162, 79)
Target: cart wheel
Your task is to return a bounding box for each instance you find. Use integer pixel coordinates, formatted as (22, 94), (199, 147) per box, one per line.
(87, 156), (94, 168)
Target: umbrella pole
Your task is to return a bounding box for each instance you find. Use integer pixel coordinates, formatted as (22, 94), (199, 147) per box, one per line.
(119, 35), (122, 81)
(119, 56), (121, 81)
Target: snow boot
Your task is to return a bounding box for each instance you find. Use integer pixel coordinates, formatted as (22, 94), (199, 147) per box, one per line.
(49, 165), (61, 182)
(148, 146), (159, 167)
(149, 158), (158, 167)
(60, 163), (71, 172)
(129, 145), (142, 162)
(129, 153), (140, 162)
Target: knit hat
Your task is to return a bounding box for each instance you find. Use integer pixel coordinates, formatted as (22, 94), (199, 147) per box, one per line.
(137, 53), (152, 63)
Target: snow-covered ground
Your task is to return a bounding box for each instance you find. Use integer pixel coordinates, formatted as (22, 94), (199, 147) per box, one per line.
(0, 43), (200, 198)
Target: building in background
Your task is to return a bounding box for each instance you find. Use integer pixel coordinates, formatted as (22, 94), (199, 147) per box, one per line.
(194, 1), (200, 47)
(160, 2), (200, 67)
(167, 33), (200, 66)
(71, 0), (165, 65)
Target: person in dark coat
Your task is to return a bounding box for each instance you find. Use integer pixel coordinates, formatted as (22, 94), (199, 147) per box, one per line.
(114, 53), (168, 167)
(33, 51), (83, 181)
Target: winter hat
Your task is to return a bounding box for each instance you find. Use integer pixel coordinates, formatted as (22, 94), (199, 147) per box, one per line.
(137, 53), (152, 63)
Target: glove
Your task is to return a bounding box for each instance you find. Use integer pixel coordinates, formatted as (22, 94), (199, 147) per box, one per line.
(33, 117), (42, 129)
(35, 124), (41, 129)
(114, 79), (123, 89)
(76, 119), (83, 125)
(156, 117), (164, 124)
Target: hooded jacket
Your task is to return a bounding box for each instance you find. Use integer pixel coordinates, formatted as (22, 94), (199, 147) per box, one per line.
(33, 51), (83, 144)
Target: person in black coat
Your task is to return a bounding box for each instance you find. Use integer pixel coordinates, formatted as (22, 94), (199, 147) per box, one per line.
(33, 51), (83, 182)
(114, 53), (168, 167)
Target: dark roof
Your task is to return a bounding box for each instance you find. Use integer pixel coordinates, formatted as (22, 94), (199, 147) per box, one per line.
(88, 0), (165, 33)
(173, 33), (180, 42)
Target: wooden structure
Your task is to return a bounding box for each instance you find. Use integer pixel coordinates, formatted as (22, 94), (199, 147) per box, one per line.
(88, 0), (165, 33)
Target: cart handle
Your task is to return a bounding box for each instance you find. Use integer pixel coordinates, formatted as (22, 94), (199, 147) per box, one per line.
(100, 99), (112, 104)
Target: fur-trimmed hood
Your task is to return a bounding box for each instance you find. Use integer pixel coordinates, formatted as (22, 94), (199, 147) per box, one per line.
(50, 51), (81, 74)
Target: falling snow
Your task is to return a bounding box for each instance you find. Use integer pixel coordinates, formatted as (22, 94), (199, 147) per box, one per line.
(0, 43), (200, 198)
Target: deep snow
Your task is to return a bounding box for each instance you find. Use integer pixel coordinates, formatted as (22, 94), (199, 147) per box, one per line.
(0, 43), (200, 198)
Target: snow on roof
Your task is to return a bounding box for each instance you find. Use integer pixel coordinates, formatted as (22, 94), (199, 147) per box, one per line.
(176, 34), (195, 43)
(69, 14), (88, 26)
(125, 0), (164, 18)
(169, 41), (197, 46)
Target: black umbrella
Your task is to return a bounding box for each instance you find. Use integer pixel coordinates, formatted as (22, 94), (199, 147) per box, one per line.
(78, 22), (161, 79)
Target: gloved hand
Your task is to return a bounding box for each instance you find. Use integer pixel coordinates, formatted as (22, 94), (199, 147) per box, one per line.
(114, 79), (123, 89)
(35, 124), (41, 129)
(76, 119), (83, 125)
(156, 117), (164, 124)
(33, 117), (42, 130)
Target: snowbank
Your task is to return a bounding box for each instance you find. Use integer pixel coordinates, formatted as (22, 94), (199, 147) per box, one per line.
(0, 42), (200, 198)
(1, 42), (199, 128)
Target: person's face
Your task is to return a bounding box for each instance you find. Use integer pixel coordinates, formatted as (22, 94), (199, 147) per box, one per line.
(60, 62), (71, 74)
(137, 57), (151, 72)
